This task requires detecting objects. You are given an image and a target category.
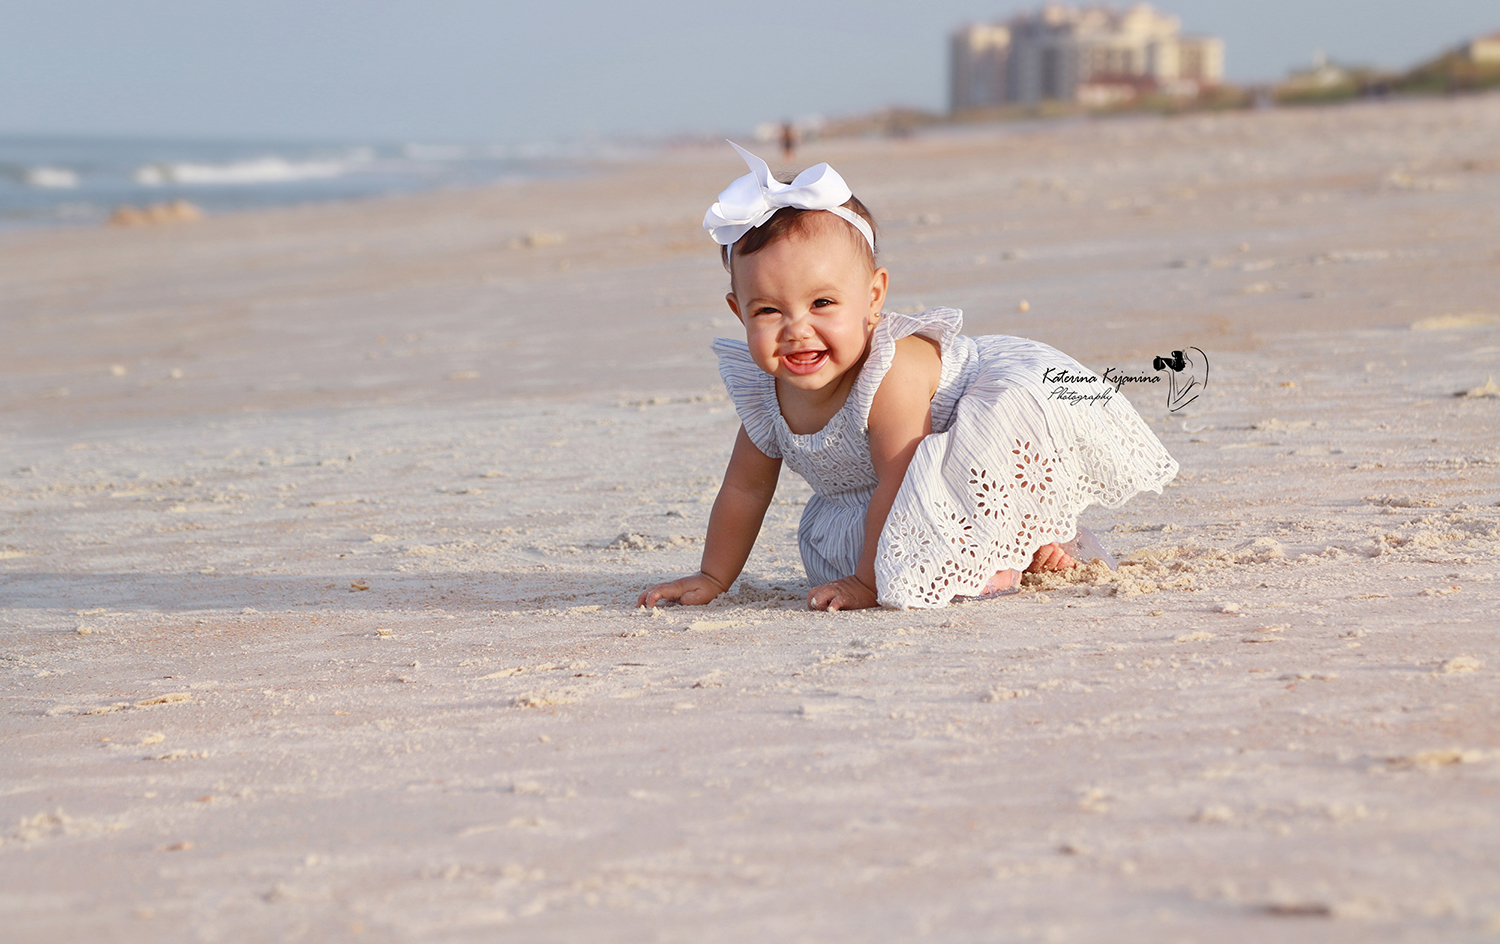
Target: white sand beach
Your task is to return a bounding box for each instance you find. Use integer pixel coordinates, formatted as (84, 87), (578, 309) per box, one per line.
(3, 95), (1499, 942)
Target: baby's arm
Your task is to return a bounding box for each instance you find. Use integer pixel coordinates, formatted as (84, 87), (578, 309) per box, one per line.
(639, 426), (781, 608)
(809, 335), (941, 611)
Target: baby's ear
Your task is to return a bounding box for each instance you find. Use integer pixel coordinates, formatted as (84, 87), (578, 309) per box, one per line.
(725, 292), (745, 325)
(868, 267), (889, 316)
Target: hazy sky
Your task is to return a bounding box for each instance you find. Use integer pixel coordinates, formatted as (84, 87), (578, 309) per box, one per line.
(1, 0), (1495, 142)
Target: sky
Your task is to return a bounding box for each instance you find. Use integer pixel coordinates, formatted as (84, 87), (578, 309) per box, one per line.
(0, 0), (1496, 143)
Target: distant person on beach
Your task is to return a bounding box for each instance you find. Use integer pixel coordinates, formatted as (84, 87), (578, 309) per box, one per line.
(639, 144), (1177, 610)
(780, 121), (799, 161)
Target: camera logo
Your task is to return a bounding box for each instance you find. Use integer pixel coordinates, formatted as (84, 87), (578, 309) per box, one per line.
(1152, 347), (1209, 412)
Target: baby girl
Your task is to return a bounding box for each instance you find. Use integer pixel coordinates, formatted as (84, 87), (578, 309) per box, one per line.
(640, 145), (1176, 610)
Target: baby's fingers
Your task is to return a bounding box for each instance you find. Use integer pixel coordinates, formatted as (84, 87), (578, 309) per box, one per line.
(639, 584), (678, 608)
(807, 585), (832, 611)
(808, 583), (849, 611)
(643, 575), (724, 608)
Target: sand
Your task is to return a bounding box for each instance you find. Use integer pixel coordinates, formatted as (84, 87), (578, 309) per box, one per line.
(3, 95), (1499, 942)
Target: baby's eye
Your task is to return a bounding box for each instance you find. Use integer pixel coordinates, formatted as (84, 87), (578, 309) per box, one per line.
(812, 298), (835, 308)
(754, 306), (780, 317)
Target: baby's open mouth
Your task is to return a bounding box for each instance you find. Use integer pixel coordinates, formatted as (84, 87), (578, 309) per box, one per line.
(782, 349), (828, 375)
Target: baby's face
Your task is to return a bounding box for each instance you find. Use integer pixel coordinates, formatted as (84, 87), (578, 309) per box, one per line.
(725, 213), (887, 395)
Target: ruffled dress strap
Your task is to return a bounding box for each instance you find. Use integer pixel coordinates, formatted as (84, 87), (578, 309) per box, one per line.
(711, 337), (782, 458)
(847, 307), (965, 426)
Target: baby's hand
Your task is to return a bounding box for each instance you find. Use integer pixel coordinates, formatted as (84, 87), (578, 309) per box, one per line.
(808, 576), (879, 612)
(638, 572), (728, 608)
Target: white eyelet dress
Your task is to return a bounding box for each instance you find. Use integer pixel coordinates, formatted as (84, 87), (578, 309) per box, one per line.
(711, 307), (1178, 608)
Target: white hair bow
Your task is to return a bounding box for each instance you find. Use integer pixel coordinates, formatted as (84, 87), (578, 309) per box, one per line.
(702, 141), (875, 251)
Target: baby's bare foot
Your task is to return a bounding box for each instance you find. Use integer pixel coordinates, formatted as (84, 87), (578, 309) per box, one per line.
(982, 569), (1020, 595)
(1027, 543), (1077, 573)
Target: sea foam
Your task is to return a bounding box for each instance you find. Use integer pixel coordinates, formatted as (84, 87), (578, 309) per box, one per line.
(22, 166), (81, 188)
(134, 156), (349, 186)
(1, 133), (592, 230)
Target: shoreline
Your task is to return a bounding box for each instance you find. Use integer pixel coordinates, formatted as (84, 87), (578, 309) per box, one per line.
(0, 130), (624, 235)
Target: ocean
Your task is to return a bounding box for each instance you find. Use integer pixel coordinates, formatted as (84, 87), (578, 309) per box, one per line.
(0, 134), (616, 230)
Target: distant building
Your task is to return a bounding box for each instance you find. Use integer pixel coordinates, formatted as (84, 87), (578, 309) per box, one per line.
(1278, 49), (1354, 95)
(950, 3), (1224, 111)
(1466, 32), (1500, 63)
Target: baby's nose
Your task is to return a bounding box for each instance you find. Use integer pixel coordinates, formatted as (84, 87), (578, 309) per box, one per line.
(781, 311), (815, 336)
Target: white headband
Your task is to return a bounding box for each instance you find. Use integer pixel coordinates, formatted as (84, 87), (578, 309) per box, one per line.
(703, 141), (875, 253)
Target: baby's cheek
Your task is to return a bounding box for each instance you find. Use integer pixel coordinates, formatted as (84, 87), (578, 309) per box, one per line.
(747, 341), (779, 373)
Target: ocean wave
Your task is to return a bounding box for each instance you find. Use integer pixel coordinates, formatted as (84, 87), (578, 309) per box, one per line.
(402, 143), (514, 161)
(399, 141), (617, 162)
(134, 156), (350, 186)
(17, 165), (81, 188)
(0, 132), (602, 230)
